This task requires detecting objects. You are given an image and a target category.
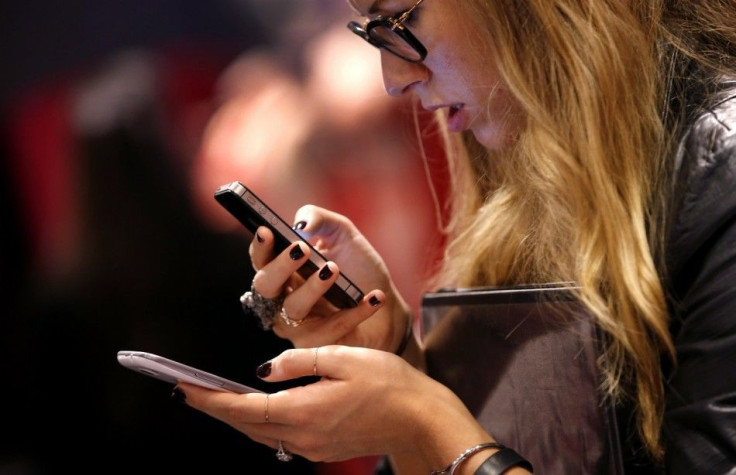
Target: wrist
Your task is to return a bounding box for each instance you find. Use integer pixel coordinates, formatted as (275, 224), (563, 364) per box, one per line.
(430, 442), (504, 475)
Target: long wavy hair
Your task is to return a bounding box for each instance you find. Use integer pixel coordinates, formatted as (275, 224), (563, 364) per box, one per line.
(429, 0), (736, 462)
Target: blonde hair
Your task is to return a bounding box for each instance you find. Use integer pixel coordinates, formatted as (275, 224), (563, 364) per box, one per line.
(429, 0), (736, 463)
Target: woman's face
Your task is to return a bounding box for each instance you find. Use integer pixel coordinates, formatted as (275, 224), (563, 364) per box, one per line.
(348, 0), (522, 150)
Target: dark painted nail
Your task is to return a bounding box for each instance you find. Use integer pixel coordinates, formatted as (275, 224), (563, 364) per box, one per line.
(171, 386), (186, 403)
(318, 265), (333, 280)
(369, 295), (381, 307)
(293, 221), (307, 230)
(289, 244), (304, 260)
(256, 232), (264, 243)
(256, 361), (272, 378)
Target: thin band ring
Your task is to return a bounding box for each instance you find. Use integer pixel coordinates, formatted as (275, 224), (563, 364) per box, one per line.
(280, 306), (310, 328)
(264, 393), (270, 423)
(313, 347), (319, 376)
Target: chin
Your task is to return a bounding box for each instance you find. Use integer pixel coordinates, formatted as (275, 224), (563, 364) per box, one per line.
(473, 128), (517, 151)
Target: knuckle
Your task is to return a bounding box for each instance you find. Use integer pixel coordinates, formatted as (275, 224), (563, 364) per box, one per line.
(280, 348), (300, 367)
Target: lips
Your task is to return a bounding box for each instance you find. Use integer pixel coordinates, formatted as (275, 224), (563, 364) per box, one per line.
(446, 104), (467, 132)
(422, 102), (467, 132)
(448, 104), (462, 118)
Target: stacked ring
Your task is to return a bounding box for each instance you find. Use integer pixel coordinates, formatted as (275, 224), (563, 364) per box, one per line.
(280, 307), (310, 327)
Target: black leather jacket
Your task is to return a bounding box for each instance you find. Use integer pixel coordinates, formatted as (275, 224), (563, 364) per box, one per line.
(657, 78), (736, 474)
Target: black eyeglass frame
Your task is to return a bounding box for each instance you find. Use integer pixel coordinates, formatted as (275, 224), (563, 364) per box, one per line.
(347, 0), (428, 63)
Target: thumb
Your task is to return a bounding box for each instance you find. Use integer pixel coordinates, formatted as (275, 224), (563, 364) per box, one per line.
(256, 346), (336, 382)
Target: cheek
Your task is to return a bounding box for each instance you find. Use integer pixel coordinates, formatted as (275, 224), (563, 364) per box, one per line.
(425, 47), (476, 92)
(474, 92), (525, 150)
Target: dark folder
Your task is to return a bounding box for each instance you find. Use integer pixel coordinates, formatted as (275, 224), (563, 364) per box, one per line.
(421, 283), (623, 474)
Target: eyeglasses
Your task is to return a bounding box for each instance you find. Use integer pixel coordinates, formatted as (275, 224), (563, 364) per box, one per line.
(347, 0), (428, 63)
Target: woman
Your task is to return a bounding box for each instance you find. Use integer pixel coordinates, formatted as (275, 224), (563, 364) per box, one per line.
(175, 0), (736, 473)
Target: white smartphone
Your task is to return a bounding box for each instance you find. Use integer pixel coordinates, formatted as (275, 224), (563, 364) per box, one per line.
(117, 350), (263, 394)
(214, 181), (364, 309)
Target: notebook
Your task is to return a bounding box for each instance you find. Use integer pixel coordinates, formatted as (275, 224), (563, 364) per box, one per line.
(420, 283), (623, 474)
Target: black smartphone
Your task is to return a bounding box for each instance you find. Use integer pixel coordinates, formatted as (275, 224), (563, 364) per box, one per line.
(117, 350), (263, 394)
(214, 181), (364, 309)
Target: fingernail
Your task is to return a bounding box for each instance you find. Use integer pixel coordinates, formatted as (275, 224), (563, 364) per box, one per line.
(256, 232), (264, 243)
(256, 361), (272, 378)
(289, 243), (304, 260)
(293, 221), (307, 230)
(171, 386), (187, 403)
(369, 295), (381, 307)
(318, 265), (333, 280)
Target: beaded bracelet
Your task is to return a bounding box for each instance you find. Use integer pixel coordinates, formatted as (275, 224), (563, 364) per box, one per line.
(430, 442), (505, 475)
(473, 447), (533, 474)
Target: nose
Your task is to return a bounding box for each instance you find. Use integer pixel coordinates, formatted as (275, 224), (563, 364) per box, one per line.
(380, 50), (427, 97)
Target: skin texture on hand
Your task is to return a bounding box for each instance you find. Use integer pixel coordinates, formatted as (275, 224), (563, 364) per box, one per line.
(248, 205), (414, 354)
(176, 345), (495, 469)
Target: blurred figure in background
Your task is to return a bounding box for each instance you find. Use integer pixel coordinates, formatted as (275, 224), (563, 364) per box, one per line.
(2, 2), (444, 473)
(3, 45), (317, 473)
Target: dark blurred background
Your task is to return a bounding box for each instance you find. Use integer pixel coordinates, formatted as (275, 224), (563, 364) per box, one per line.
(1, 1), (445, 474)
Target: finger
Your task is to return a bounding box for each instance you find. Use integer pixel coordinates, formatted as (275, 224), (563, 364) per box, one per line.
(275, 261), (340, 321)
(329, 290), (385, 339)
(176, 383), (269, 425)
(248, 226), (276, 270)
(273, 289), (385, 347)
(176, 385), (291, 450)
(292, 205), (353, 241)
(252, 242), (310, 298)
(257, 347), (327, 383)
(258, 345), (368, 383)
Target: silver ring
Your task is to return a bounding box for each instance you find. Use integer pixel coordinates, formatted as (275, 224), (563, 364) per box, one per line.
(276, 440), (293, 462)
(279, 306), (310, 328)
(241, 283), (283, 330)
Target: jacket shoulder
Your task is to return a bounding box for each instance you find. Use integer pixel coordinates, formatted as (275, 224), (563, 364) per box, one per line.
(666, 79), (736, 282)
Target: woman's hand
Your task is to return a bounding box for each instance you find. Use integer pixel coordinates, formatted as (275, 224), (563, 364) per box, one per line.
(176, 346), (491, 467)
(248, 205), (412, 353)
